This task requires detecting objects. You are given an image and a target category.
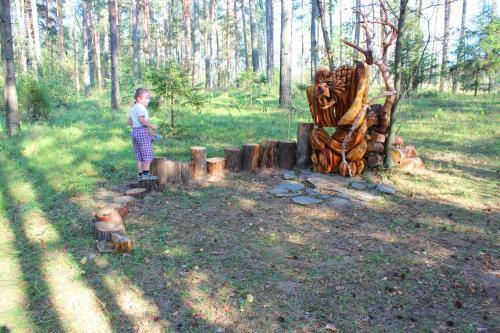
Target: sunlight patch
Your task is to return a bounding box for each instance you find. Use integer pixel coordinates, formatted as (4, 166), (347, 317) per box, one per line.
(22, 209), (60, 244)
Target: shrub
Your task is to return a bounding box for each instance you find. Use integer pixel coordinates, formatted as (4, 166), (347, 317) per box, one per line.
(18, 77), (51, 121)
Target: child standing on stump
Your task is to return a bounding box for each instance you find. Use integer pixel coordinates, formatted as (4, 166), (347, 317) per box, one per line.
(129, 88), (158, 181)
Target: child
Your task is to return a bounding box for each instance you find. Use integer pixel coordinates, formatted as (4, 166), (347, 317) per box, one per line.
(129, 88), (158, 181)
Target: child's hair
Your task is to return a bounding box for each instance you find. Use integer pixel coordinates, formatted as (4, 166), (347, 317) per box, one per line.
(134, 88), (150, 103)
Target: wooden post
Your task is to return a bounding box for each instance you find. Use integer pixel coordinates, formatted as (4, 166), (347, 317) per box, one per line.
(241, 143), (260, 171)
(278, 140), (297, 169)
(296, 123), (314, 169)
(181, 162), (192, 184)
(260, 140), (279, 168)
(224, 147), (242, 172)
(207, 157), (225, 176)
(191, 146), (207, 180)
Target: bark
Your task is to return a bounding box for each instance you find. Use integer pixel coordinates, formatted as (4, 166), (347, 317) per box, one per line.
(103, 13), (109, 79)
(14, 0), (27, 72)
(260, 140), (279, 168)
(248, 0), (259, 71)
(1, 0), (21, 136)
(439, 0), (450, 92)
(132, 0), (140, 79)
(142, 0), (151, 65)
(205, 0), (216, 89)
(224, 147), (242, 172)
(94, 7), (102, 88)
(316, 0), (334, 70)
(353, 0), (360, 59)
(207, 157), (226, 176)
(296, 123), (314, 169)
(241, 0), (249, 70)
(310, 0), (318, 80)
(82, 0), (94, 89)
(44, 0), (50, 51)
(385, 0), (408, 169)
(428, 2), (439, 84)
(29, 0), (42, 78)
(278, 140), (296, 170)
(72, 21), (80, 92)
(279, 0), (292, 108)
(338, 0), (342, 62)
(233, 0), (239, 79)
(452, 0), (466, 93)
(182, 0), (192, 71)
(328, 0), (333, 37)
(56, 0), (63, 56)
(93, 221), (125, 241)
(242, 143), (260, 171)
(25, 0), (35, 69)
(191, 146), (208, 180)
(225, 0), (230, 82)
(109, 0), (119, 110)
(265, 0), (273, 84)
(193, 0), (202, 84)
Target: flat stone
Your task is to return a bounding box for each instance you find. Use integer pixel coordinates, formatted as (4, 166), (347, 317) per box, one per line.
(334, 188), (354, 201)
(274, 191), (302, 198)
(329, 197), (351, 208)
(282, 171), (297, 180)
(376, 184), (396, 194)
(353, 191), (380, 202)
(292, 195), (323, 206)
(304, 188), (321, 196)
(276, 181), (305, 193)
(350, 181), (376, 190)
(306, 174), (350, 190)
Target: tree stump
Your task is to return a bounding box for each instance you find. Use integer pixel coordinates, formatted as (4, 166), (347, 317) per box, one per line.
(224, 147), (242, 172)
(392, 145), (417, 164)
(128, 179), (159, 191)
(93, 221), (125, 241)
(296, 123), (314, 169)
(400, 157), (424, 171)
(367, 142), (385, 153)
(95, 207), (125, 222)
(111, 233), (133, 252)
(260, 140), (279, 168)
(191, 146), (207, 180)
(241, 143), (260, 172)
(207, 157), (225, 177)
(151, 157), (169, 185)
(181, 162), (192, 185)
(367, 153), (384, 168)
(125, 188), (148, 198)
(278, 140), (297, 170)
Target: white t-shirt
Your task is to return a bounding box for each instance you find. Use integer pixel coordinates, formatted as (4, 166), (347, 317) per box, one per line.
(129, 103), (148, 128)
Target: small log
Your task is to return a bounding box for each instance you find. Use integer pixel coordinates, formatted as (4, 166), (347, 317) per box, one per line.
(367, 141), (385, 153)
(241, 143), (260, 172)
(95, 207), (125, 222)
(151, 157), (169, 185)
(391, 145), (417, 164)
(260, 140), (279, 168)
(207, 157), (225, 176)
(224, 147), (242, 172)
(278, 140), (297, 170)
(125, 188), (148, 198)
(111, 233), (133, 252)
(181, 162), (192, 184)
(367, 153), (384, 168)
(296, 123), (314, 168)
(370, 130), (386, 143)
(93, 221), (125, 241)
(191, 146), (207, 180)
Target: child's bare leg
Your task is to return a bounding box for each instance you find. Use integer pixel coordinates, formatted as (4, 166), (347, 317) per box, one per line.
(143, 161), (151, 172)
(136, 161), (144, 173)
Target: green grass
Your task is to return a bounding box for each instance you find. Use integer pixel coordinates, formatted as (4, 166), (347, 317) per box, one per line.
(0, 89), (498, 332)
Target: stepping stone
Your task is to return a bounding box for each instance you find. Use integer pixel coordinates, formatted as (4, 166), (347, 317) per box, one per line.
(292, 195), (323, 206)
(304, 188), (321, 197)
(353, 191), (380, 202)
(282, 171), (297, 180)
(306, 175), (350, 190)
(275, 181), (305, 193)
(275, 191), (302, 198)
(376, 184), (396, 194)
(350, 181), (376, 190)
(329, 197), (351, 208)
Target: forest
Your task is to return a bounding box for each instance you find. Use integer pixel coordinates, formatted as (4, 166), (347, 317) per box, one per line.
(0, 0), (499, 332)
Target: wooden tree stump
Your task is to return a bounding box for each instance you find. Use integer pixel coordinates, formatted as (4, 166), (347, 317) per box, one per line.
(278, 140), (297, 170)
(260, 140), (279, 168)
(125, 188), (148, 198)
(93, 221), (125, 241)
(111, 233), (133, 252)
(181, 162), (192, 184)
(224, 147), (242, 172)
(400, 157), (424, 171)
(95, 207), (125, 222)
(241, 143), (260, 172)
(151, 157), (169, 185)
(296, 123), (314, 169)
(367, 142), (385, 153)
(191, 146), (207, 180)
(392, 145), (417, 164)
(207, 157), (225, 177)
(367, 153), (384, 168)
(129, 179), (159, 191)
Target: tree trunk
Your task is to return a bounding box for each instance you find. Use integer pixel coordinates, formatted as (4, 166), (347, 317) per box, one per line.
(191, 146), (208, 180)
(265, 0), (273, 84)
(224, 147), (242, 172)
(296, 122), (314, 169)
(233, 0), (239, 79)
(207, 157), (226, 176)
(385, 0), (408, 169)
(353, 0), (360, 59)
(310, 0), (318, 80)
(260, 140), (279, 168)
(452, 0), (466, 93)
(29, 0), (43, 78)
(328, 0), (333, 37)
(241, 0), (250, 70)
(182, 0), (192, 73)
(225, 0), (230, 83)
(103, 13), (109, 80)
(94, 10), (103, 88)
(56, 0), (63, 56)
(316, 0), (334, 70)
(248, 0), (259, 71)
(278, 140), (296, 170)
(279, 0), (292, 108)
(142, 0), (151, 65)
(109, 0), (120, 110)
(14, 0), (27, 72)
(93, 221), (125, 241)
(439, 0), (450, 92)
(193, 0), (202, 84)
(44, 0), (50, 52)
(132, 0), (140, 79)
(205, 0), (216, 89)
(242, 143), (260, 171)
(338, 0), (342, 63)
(72, 22), (80, 93)
(1, 0), (21, 136)
(82, 0), (94, 89)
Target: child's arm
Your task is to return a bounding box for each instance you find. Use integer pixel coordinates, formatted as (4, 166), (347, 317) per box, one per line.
(128, 117), (132, 127)
(138, 116), (157, 130)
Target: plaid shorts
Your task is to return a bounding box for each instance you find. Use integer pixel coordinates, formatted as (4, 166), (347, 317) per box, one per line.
(131, 127), (154, 162)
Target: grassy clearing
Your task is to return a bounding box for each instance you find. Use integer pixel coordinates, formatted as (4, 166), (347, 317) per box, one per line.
(0, 90), (498, 332)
